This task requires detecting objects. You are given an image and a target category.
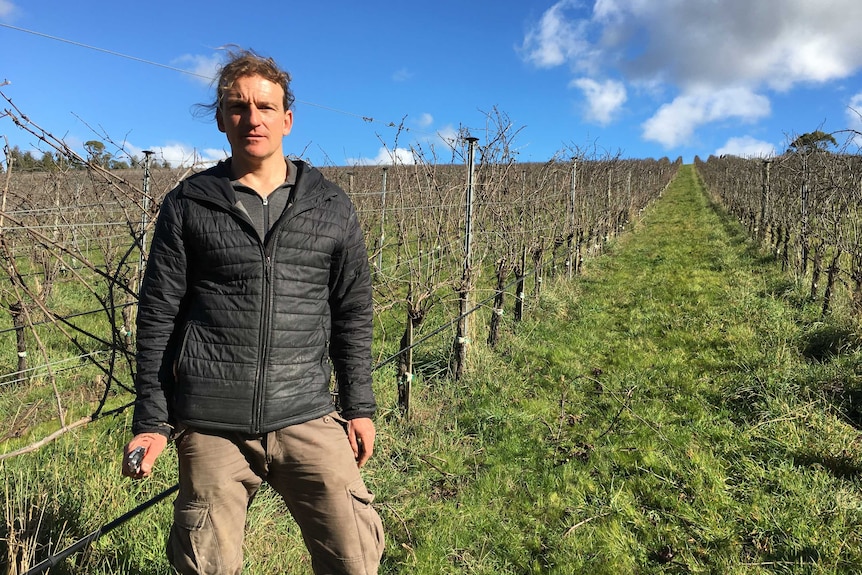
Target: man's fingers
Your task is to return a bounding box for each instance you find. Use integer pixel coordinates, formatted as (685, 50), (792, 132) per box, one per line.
(122, 433), (168, 479)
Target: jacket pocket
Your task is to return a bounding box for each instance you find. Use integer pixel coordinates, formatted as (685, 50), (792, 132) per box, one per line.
(319, 321), (330, 364)
(173, 321), (198, 380)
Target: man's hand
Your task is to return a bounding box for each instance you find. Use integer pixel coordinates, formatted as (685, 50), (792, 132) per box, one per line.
(347, 417), (376, 468)
(122, 433), (168, 479)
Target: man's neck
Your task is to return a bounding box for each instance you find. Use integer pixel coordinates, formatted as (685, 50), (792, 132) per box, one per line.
(231, 155), (288, 198)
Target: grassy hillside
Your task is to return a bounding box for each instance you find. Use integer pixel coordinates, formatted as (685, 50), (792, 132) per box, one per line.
(3, 164), (861, 574)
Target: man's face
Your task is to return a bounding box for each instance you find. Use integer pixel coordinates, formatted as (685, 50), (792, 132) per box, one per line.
(216, 74), (293, 163)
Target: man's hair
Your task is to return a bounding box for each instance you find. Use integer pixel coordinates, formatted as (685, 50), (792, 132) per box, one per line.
(200, 47), (295, 117)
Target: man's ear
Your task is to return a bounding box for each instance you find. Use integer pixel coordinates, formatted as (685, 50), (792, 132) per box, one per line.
(216, 108), (226, 133)
(283, 110), (293, 137)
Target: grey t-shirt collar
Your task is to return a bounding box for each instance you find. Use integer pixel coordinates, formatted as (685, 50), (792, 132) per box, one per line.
(231, 159), (298, 242)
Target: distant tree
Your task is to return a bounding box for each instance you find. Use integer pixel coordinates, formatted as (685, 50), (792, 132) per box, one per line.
(788, 130), (837, 154)
(7, 145), (39, 171)
(84, 140), (111, 167)
(39, 151), (58, 170)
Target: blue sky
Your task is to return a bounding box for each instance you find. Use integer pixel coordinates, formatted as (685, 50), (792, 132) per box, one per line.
(2, 0), (862, 168)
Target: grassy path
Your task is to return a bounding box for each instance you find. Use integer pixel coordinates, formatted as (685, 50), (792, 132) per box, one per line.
(378, 165), (862, 574)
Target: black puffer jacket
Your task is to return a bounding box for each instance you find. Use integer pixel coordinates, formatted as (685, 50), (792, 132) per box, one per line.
(132, 159), (375, 436)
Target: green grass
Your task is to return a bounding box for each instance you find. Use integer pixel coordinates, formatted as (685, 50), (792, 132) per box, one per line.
(3, 165), (862, 573)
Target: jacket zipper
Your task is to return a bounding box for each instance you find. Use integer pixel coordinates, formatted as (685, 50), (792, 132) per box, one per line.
(252, 248), (273, 433)
(253, 196), (272, 432)
(253, 195), (307, 432)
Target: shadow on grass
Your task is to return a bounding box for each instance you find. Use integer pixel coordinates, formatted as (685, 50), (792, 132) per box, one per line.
(799, 323), (862, 362)
(796, 321), (862, 431)
(1, 492), (84, 575)
(822, 377), (862, 431)
(1, 483), (169, 575)
(793, 453), (862, 479)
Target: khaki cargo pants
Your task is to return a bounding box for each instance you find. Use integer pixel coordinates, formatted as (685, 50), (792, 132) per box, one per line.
(166, 413), (384, 575)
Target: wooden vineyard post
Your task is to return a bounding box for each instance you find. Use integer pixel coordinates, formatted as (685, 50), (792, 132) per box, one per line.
(821, 251), (841, 317)
(533, 242), (544, 299)
(854, 179), (862, 316)
(566, 160), (577, 280)
(451, 137), (478, 380)
(758, 159), (772, 244)
(626, 170), (633, 229)
(852, 247), (862, 317)
(0, 150), (27, 383)
(515, 169), (527, 321)
(123, 150), (155, 350)
(138, 151), (153, 292)
(122, 277), (135, 351)
(377, 167), (387, 273)
(488, 260), (506, 348)
(800, 154), (810, 276)
(575, 227), (584, 275)
(515, 245), (526, 322)
(397, 307), (414, 416)
(9, 301), (27, 382)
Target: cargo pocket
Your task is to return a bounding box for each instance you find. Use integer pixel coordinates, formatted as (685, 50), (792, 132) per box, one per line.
(348, 478), (385, 573)
(167, 500), (227, 575)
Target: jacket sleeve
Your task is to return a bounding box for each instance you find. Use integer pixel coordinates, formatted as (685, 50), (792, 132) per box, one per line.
(329, 197), (376, 420)
(132, 190), (188, 437)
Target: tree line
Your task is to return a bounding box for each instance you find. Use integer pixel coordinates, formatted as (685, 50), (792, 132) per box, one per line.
(1, 143), (175, 172)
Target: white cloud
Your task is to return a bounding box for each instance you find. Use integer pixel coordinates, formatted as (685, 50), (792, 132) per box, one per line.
(198, 147), (229, 165)
(172, 54), (222, 84)
(571, 78), (626, 124)
(519, 0), (593, 69)
(434, 125), (459, 149)
(714, 136), (775, 159)
(846, 93), (862, 149)
(346, 118), (459, 166)
(847, 93), (862, 130)
(521, 0), (862, 147)
(642, 87), (771, 148)
(346, 147), (416, 166)
(585, 0), (862, 89)
(417, 125), (462, 161)
(0, 0), (18, 19)
(393, 68), (413, 82)
(415, 113), (434, 129)
(127, 142), (225, 167)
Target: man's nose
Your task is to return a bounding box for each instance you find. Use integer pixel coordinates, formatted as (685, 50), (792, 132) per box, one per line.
(246, 105), (262, 125)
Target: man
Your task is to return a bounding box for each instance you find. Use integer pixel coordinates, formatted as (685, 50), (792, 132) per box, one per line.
(122, 48), (384, 575)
